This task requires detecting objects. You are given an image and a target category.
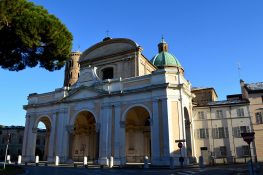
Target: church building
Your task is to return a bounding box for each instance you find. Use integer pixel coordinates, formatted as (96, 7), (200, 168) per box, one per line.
(22, 37), (194, 166)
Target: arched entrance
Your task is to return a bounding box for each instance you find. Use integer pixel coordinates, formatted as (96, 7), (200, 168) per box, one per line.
(71, 111), (98, 162)
(184, 107), (192, 157)
(125, 106), (151, 163)
(35, 117), (51, 161)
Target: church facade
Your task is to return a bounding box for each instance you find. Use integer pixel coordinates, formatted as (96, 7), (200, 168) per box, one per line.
(22, 37), (194, 166)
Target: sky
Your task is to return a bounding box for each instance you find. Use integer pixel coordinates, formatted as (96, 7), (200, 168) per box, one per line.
(0, 0), (263, 126)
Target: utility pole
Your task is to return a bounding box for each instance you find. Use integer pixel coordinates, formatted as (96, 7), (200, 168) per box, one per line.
(3, 133), (11, 170)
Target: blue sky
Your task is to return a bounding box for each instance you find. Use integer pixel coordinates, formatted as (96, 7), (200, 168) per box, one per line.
(0, 0), (262, 126)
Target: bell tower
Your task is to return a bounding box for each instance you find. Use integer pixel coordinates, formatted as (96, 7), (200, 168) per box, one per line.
(64, 51), (81, 87)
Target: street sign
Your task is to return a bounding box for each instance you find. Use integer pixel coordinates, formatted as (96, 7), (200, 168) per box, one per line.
(178, 142), (183, 149)
(241, 132), (255, 145)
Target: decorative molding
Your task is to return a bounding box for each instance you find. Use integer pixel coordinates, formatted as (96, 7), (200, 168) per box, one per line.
(74, 104), (95, 111)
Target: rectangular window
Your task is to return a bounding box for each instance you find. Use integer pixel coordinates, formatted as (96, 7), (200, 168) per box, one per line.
(237, 108), (245, 117)
(233, 126), (250, 137)
(220, 146), (227, 157)
(242, 145), (250, 156)
(256, 112), (263, 124)
(240, 126), (249, 133)
(199, 128), (209, 139)
(213, 127), (228, 139)
(216, 110), (224, 119)
(198, 111), (205, 120)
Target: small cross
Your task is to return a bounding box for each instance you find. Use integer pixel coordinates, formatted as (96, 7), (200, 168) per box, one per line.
(161, 34), (165, 43)
(106, 30), (109, 37)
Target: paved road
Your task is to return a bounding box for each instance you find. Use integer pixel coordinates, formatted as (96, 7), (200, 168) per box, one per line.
(22, 166), (246, 175)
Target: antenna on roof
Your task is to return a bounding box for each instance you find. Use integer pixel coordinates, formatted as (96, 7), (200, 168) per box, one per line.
(237, 62), (241, 80)
(77, 45), (80, 52)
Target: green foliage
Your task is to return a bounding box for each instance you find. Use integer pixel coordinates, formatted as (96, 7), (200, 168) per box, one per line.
(0, 0), (73, 71)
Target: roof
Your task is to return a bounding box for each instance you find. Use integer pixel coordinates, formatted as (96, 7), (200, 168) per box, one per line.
(246, 82), (263, 91)
(80, 38), (139, 63)
(207, 99), (249, 106)
(0, 126), (25, 129)
(191, 87), (218, 98)
(150, 51), (182, 68)
(192, 87), (215, 91)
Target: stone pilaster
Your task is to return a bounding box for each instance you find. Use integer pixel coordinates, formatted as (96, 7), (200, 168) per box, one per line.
(47, 113), (56, 162)
(151, 99), (161, 164)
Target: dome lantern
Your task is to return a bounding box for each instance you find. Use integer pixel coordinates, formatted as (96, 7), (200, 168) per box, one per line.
(151, 38), (183, 69)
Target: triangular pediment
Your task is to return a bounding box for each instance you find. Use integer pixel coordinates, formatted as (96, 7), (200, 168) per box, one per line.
(63, 86), (106, 101)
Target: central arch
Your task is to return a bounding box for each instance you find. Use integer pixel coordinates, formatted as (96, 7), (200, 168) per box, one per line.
(34, 116), (51, 161)
(125, 106), (151, 163)
(71, 111), (98, 162)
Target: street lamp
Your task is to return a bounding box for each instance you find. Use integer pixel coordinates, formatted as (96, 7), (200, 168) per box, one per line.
(3, 133), (11, 170)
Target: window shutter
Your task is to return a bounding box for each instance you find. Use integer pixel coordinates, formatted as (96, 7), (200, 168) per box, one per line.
(212, 128), (218, 139)
(216, 110), (219, 118)
(241, 108), (244, 116)
(206, 128), (209, 138)
(237, 109), (240, 116)
(212, 128), (215, 138)
(233, 127), (238, 137)
(246, 126), (250, 132)
(225, 127), (229, 138)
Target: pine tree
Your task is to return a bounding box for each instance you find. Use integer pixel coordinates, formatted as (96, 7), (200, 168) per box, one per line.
(0, 0), (73, 71)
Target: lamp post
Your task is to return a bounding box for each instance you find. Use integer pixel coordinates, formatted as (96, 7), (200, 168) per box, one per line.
(3, 133), (11, 170)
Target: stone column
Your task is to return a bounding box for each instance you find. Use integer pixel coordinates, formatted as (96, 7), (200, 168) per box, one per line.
(25, 115), (37, 162)
(47, 114), (56, 163)
(151, 99), (161, 164)
(60, 113), (70, 162)
(113, 104), (121, 165)
(56, 109), (69, 162)
(30, 126), (37, 162)
(98, 105), (111, 165)
(22, 115), (30, 162)
(161, 98), (171, 165)
(67, 126), (74, 162)
(119, 120), (126, 165)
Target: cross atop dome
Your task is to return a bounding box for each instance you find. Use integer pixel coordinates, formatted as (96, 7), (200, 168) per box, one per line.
(158, 35), (168, 53)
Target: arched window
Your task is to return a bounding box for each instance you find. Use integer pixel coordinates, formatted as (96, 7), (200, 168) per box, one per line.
(102, 67), (114, 80)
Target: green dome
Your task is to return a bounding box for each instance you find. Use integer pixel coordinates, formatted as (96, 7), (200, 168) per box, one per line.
(151, 51), (182, 68)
